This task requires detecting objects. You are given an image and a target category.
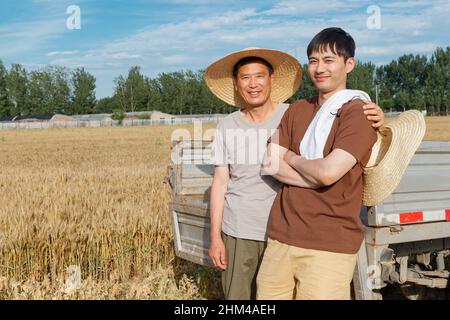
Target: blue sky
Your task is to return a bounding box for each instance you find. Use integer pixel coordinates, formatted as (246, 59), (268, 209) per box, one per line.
(0, 0), (449, 98)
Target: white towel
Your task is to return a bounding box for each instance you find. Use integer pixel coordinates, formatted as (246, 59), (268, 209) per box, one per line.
(300, 89), (371, 160)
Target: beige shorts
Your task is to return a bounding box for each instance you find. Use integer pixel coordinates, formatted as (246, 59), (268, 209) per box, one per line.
(256, 238), (357, 300)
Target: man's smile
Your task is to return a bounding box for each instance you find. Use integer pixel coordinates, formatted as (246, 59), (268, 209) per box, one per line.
(314, 75), (330, 82)
(248, 90), (262, 97)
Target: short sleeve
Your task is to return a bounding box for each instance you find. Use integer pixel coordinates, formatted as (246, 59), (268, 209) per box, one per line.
(209, 120), (228, 166)
(268, 104), (291, 149)
(333, 100), (377, 166)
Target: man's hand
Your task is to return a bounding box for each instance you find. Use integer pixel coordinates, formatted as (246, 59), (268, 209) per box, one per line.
(362, 100), (385, 128)
(284, 150), (298, 165)
(209, 237), (227, 270)
(261, 143), (283, 175)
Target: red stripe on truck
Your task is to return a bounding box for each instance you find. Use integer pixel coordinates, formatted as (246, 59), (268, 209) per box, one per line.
(446, 210), (450, 221)
(400, 212), (423, 224)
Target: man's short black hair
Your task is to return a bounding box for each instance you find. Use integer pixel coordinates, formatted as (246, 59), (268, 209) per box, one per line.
(307, 27), (355, 61)
(232, 56), (274, 78)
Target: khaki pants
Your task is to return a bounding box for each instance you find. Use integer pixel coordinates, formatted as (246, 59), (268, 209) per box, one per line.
(256, 238), (357, 300)
(221, 233), (266, 300)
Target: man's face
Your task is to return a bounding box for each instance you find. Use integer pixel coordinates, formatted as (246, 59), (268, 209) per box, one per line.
(307, 45), (355, 95)
(234, 62), (273, 108)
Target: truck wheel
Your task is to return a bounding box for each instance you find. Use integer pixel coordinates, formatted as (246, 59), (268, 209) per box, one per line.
(400, 283), (427, 300)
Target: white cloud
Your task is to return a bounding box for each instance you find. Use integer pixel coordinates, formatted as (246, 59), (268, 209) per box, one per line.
(359, 42), (438, 56)
(264, 0), (363, 15)
(160, 55), (190, 65)
(49, 8), (259, 71)
(0, 19), (66, 57)
(19, 62), (48, 70)
(383, 0), (434, 9)
(111, 52), (142, 60)
(47, 51), (80, 57)
(358, 46), (390, 55)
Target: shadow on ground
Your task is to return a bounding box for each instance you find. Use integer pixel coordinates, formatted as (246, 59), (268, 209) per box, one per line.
(380, 283), (450, 300)
(172, 257), (223, 300)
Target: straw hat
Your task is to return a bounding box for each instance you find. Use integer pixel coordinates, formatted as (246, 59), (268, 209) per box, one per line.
(204, 48), (302, 107)
(362, 110), (426, 206)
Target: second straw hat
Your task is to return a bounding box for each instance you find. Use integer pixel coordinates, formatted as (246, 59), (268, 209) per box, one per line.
(204, 48), (302, 107)
(362, 110), (426, 206)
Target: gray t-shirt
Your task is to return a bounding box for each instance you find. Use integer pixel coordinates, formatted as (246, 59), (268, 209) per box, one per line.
(210, 103), (289, 241)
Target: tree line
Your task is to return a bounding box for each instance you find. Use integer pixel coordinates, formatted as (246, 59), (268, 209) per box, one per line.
(0, 65), (96, 117)
(0, 46), (448, 117)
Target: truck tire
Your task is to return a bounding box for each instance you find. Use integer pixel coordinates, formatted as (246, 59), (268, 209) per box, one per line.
(400, 283), (427, 300)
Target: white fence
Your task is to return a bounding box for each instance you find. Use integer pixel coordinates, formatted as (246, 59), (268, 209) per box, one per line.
(0, 117), (224, 131)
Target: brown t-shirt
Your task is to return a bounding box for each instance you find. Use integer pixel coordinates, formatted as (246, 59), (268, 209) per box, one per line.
(267, 96), (377, 254)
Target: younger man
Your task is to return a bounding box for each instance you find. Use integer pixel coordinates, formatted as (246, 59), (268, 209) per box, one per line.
(258, 27), (378, 300)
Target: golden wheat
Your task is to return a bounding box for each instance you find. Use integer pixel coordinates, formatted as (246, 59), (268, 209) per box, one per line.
(0, 125), (219, 299)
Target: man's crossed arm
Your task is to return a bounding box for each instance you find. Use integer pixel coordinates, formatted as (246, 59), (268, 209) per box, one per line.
(261, 143), (357, 188)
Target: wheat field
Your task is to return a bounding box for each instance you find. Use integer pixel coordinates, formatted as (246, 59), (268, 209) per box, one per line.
(0, 124), (219, 299)
(0, 117), (448, 299)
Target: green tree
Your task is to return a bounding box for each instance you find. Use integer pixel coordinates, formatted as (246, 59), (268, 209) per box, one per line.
(375, 65), (395, 112)
(125, 66), (147, 112)
(26, 66), (71, 115)
(69, 67), (96, 115)
(27, 70), (51, 115)
(157, 71), (188, 114)
(151, 70), (233, 115)
(382, 54), (428, 111)
(95, 96), (120, 113)
(145, 77), (162, 111)
(113, 75), (127, 111)
(425, 47), (450, 115)
(49, 66), (71, 114)
(0, 60), (11, 116)
(111, 108), (125, 124)
(6, 64), (28, 116)
(113, 66), (147, 112)
(348, 61), (376, 100)
(289, 63), (316, 103)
